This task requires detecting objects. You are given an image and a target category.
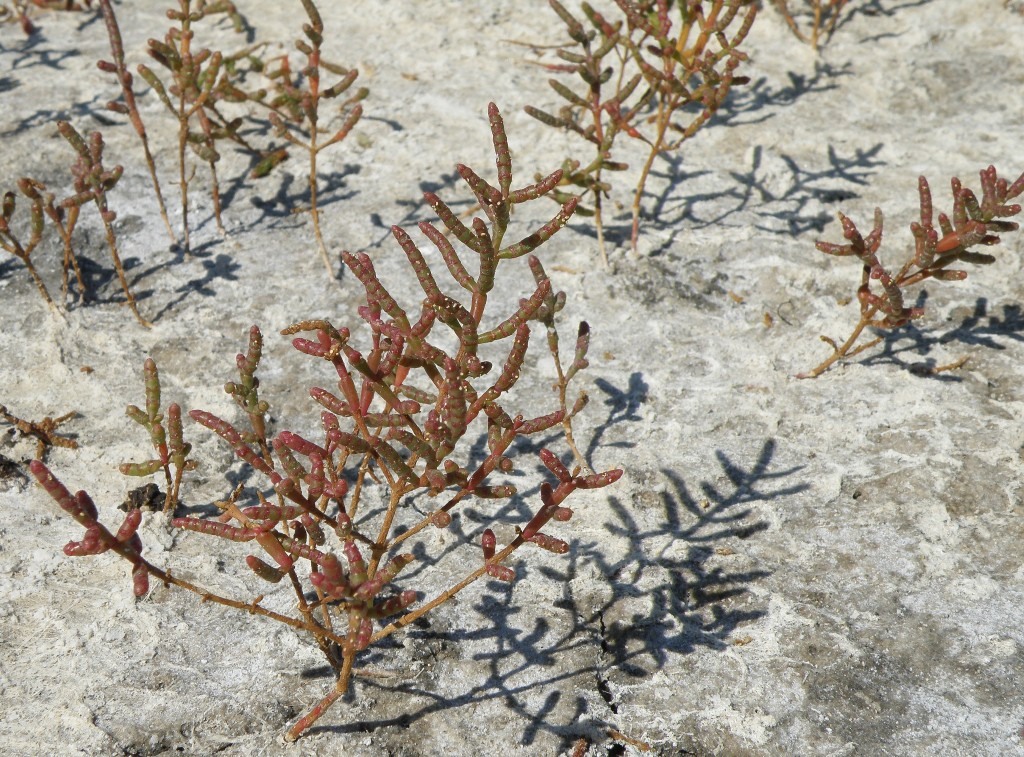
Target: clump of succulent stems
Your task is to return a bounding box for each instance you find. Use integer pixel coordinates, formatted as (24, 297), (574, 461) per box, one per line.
(136, 0), (258, 253)
(0, 178), (53, 311)
(119, 358), (196, 514)
(30, 103), (621, 741)
(616, 0), (757, 253)
(799, 165), (1024, 378)
(260, 0), (367, 280)
(58, 120), (151, 326)
(527, 0), (757, 257)
(98, 0), (363, 265)
(0, 121), (149, 325)
(772, 0), (848, 50)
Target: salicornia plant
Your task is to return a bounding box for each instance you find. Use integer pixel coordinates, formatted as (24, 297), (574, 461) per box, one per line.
(262, 0), (367, 279)
(615, 0), (758, 253)
(799, 165), (1024, 378)
(56, 120), (151, 327)
(0, 179), (52, 310)
(525, 0), (645, 265)
(96, 0), (176, 245)
(773, 0), (849, 50)
(526, 0), (758, 256)
(1, 122), (150, 325)
(136, 0), (252, 252)
(30, 103), (621, 741)
(119, 358), (195, 514)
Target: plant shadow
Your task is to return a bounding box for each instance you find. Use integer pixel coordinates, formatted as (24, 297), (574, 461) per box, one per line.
(0, 34), (81, 71)
(719, 60), (853, 128)
(637, 141), (886, 258)
(859, 296), (1024, 378)
(392, 370), (649, 597)
(0, 93), (117, 137)
(368, 169), (466, 250)
(244, 165), (363, 232)
(302, 438), (807, 753)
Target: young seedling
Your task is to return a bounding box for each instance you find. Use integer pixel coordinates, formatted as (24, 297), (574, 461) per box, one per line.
(2, 124), (149, 321)
(0, 182), (54, 310)
(119, 358), (195, 514)
(57, 120), (151, 327)
(529, 258), (593, 471)
(773, 0), (849, 50)
(263, 0), (367, 280)
(614, 0), (758, 253)
(3, 129), (144, 321)
(222, 324), (271, 458)
(799, 165), (1024, 378)
(17, 178), (87, 306)
(30, 103), (621, 741)
(525, 0), (646, 265)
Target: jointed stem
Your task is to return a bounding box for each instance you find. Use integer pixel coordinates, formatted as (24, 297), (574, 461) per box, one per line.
(98, 0), (175, 245)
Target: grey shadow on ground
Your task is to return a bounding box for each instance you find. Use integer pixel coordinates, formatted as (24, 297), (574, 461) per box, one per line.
(298, 438), (806, 753)
(635, 140), (886, 258)
(859, 296), (1024, 377)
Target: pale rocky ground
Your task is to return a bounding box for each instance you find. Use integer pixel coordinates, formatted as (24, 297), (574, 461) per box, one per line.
(2, 1), (1024, 755)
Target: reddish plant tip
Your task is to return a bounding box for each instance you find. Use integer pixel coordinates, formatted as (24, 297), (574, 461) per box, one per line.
(132, 564), (150, 597)
(28, 458), (49, 480)
(576, 468), (624, 489)
(487, 564), (516, 582)
(481, 528), (496, 560)
(539, 448), (572, 483)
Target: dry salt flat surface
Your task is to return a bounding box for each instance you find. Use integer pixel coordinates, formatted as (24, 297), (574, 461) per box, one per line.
(2, 1), (1024, 755)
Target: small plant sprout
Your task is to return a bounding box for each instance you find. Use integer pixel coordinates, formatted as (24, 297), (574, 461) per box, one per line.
(119, 358), (195, 514)
(221, 323), (272, 457)
(30, 103), (621, 741)
(57, 120), (151, 327)
(0, 181), (54, 310)
(2, 124), (142, 320)
(799, 165), (1024, 378)
(773, 0), (849, 50)
(17, 177), (87, 308)
(263, 0), (367, 280)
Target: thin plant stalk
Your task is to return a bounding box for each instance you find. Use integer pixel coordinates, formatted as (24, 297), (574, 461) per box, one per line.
(0, 188), (56, 310)
(97, 0), (176, 245)
(267, 0), (366, 280)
